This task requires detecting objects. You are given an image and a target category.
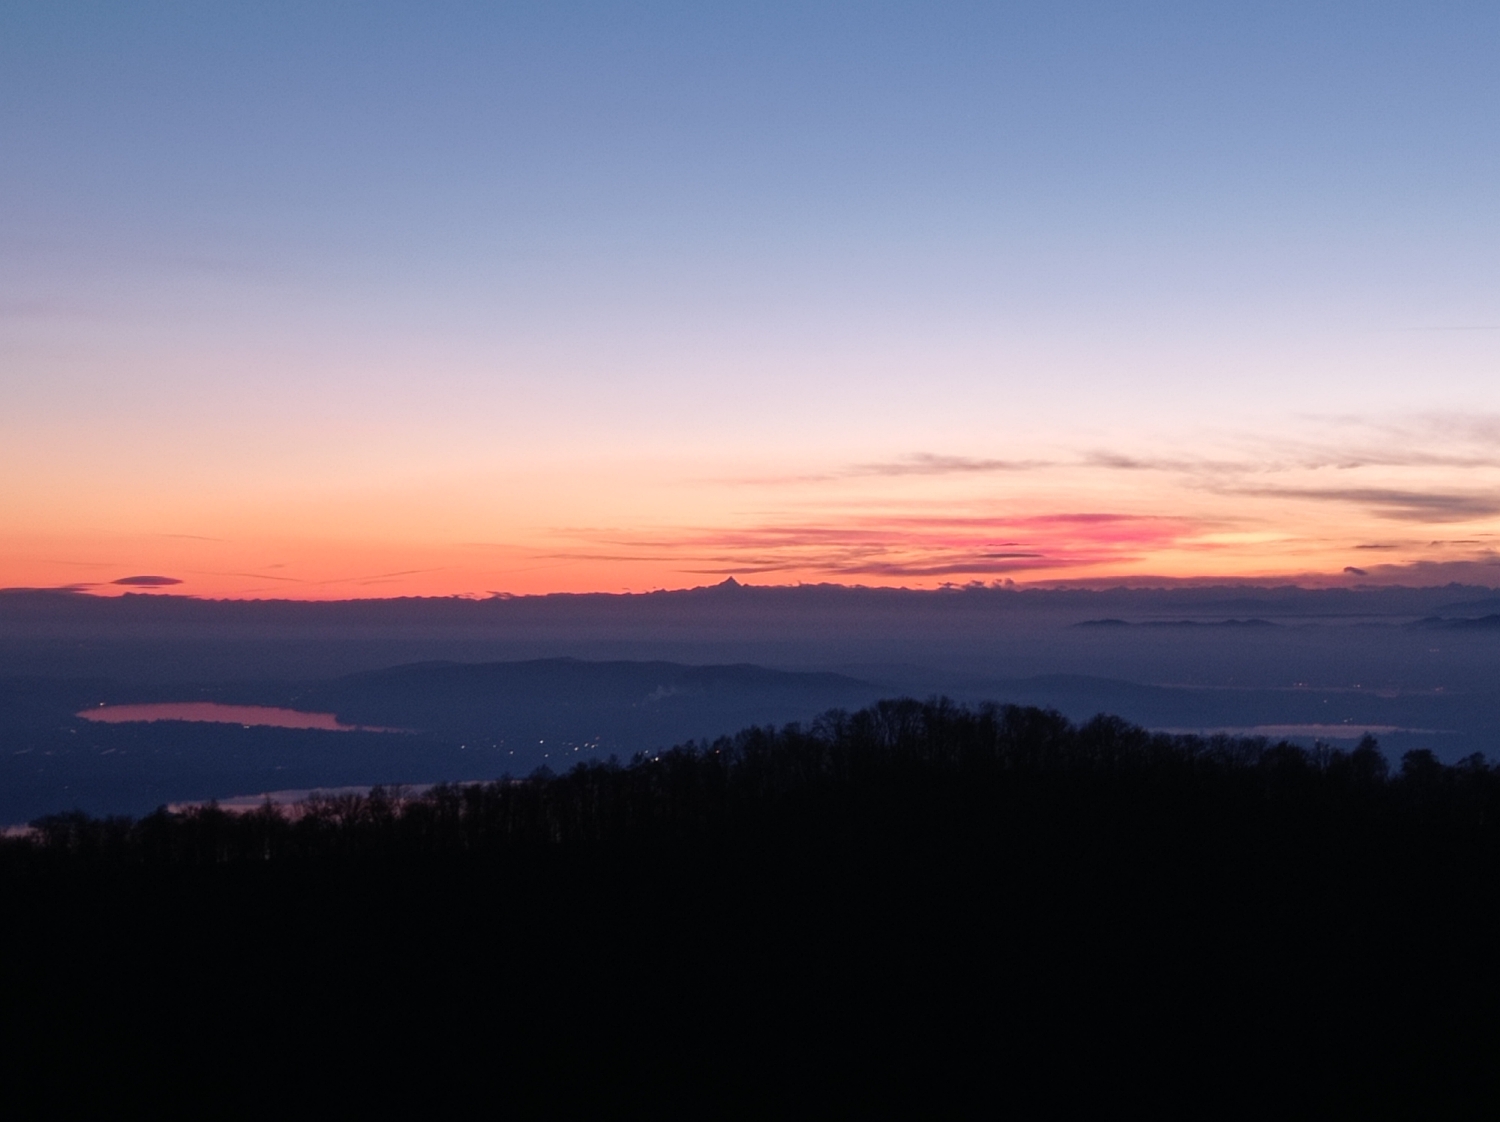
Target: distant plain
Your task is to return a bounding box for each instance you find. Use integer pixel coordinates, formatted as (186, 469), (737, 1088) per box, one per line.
(4, 582), (1499, 823)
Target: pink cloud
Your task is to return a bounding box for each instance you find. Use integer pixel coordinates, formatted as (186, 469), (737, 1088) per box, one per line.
(566, 511), (1207, 580)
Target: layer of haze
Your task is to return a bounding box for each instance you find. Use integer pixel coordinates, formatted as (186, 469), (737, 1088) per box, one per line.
(3, 2), (1499, 596)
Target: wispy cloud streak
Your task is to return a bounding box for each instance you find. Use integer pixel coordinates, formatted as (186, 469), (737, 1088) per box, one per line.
(849, 454), (1049, 477)
(1235, 487), (1500, 522)
(559, 512), (1208, 580)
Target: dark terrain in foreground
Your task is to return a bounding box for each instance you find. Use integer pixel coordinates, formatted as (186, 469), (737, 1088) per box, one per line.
(5, 700), (1500, 1113)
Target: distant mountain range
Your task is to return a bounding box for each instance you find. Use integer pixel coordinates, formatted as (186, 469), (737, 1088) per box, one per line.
(1076, 618), (1279, 629)
(1411, 614), (1500, 630)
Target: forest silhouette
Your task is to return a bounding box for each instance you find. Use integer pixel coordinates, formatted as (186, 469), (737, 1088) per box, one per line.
(4, 698), (1500, 1113)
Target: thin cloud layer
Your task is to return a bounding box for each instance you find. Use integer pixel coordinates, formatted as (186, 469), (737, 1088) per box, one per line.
(849, 454), (1049, 477)
(567, 512), (1206, 581)
(1238, 487), (1500, 522)
(540, 416), (1500, 586)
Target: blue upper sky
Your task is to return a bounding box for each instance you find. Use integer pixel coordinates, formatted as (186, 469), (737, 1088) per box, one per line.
(8, 3), (1494, 329)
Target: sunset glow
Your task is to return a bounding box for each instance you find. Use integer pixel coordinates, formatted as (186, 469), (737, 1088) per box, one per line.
(4, 5), (1498, 598)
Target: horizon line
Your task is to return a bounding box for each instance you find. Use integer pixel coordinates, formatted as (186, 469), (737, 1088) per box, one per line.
(4, 576), (1499, 605)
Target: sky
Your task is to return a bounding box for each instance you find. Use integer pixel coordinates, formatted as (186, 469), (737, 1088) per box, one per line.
(3, 2), (1499, 597)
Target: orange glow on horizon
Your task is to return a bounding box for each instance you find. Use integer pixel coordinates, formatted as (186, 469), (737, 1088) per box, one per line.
(7, 417), (1500, 598)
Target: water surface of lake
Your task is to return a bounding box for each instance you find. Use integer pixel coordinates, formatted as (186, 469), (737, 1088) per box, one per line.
(78, 702), (379, 731)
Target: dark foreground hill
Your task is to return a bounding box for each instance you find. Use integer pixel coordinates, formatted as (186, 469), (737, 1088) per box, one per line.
(5, 699), (1500, 1114)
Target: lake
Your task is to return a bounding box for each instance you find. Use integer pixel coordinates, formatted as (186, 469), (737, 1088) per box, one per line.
(77, 702), (381, 732)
